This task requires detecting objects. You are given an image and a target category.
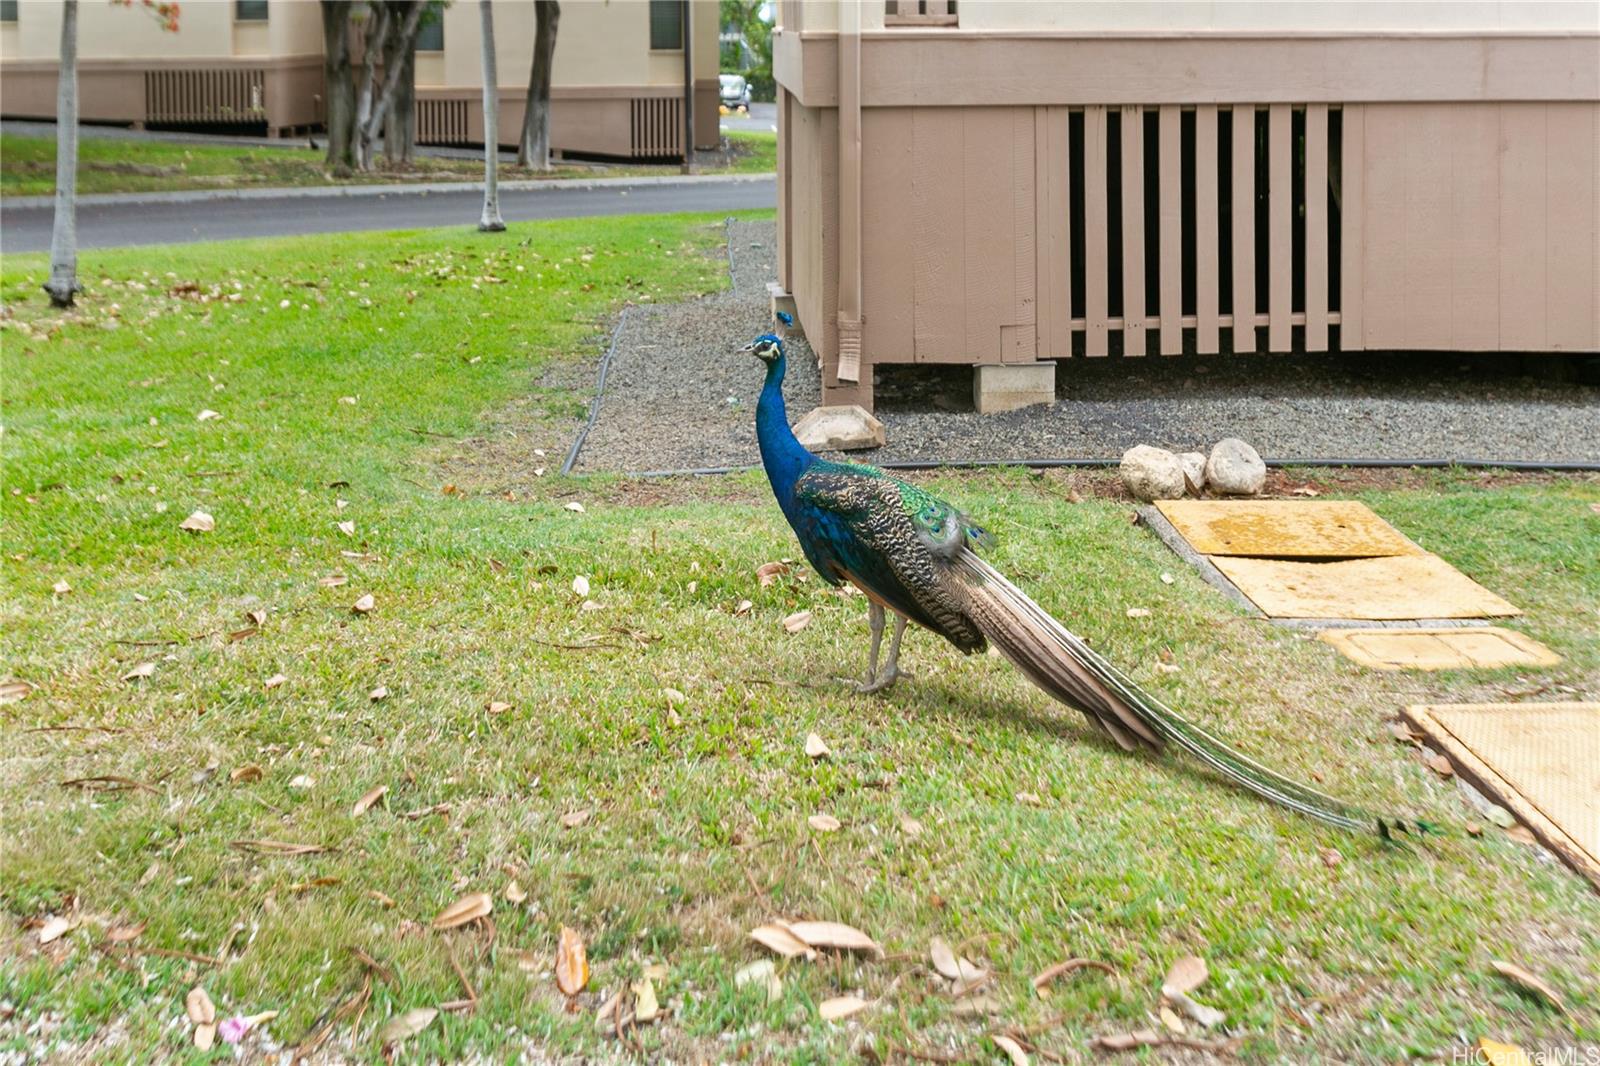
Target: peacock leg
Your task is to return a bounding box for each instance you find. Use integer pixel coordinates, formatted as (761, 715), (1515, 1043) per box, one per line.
(855, 609), (908, 695)
(849, 602), (886, 692)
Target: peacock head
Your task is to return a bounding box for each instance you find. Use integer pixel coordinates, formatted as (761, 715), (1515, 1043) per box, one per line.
(740, 333), (785, 365)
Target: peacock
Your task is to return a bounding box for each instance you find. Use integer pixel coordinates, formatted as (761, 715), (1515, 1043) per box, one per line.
(744, 327), (1419, 838)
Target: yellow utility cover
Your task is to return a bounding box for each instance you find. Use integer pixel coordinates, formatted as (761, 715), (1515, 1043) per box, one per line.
(1211, 555), (1522, 620)
(1405, 703), (1599, 890)
(1154, 500), (1421, 558)
(1320, 627), (1560, 670)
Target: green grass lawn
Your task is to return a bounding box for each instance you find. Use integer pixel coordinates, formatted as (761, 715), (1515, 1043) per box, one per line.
(2, 213), (1597, 1063)
(0, 129), (776, 197)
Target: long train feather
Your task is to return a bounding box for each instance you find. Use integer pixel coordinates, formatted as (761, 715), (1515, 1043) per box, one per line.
(948, 550), (1420, 838)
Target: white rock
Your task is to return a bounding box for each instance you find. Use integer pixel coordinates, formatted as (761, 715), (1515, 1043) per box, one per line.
(792, 405), (885, 452)
(1119, 445), (1187, 502)
(1205, 438), (1266, 495)
(1178, 452), (1207, 495)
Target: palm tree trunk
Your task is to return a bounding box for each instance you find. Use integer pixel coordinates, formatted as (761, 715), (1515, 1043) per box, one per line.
(516, 0), (559, 170)
(44, 0), (80, 309)
(477, 0), (506, 231)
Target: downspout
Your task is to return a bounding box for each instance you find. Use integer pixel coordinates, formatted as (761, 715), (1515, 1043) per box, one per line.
(681, 0), (695, 172)
(835, 0), (862, 383)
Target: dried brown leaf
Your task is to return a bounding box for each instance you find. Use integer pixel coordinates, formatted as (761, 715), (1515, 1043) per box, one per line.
(749, 922), (816, 959)
(369, 685), (389, 702)
(229, 764), (263, 783)
(734, 598), (753, 616)
(351, 593), (375, 614)
(1162, 955), (1208, 996)
(379, 1007), (437, 1044)
(1491, 960), (1569, 1015)
(1425, 752), (1455, 777)
(560, 808), (592, 828)
(0, 679), (35, 703)
(38, 915), (75, 945)
(992, 1034), (1030, 1065)
(786, 920), (883, 958)
(121, 662), (156, 681)
(805, 732), (831, 759)
(782, 610), (813, 634)
(263, 673), (287, 690)
(929, 937), (960, 980)
(106, 920), (147, 943)
(318, 574), (348, 588)
(178, 510), (215, 533)
(808, 813), (841, 832)
(431, 892), (492, 931)
(735, 958), (783, 1001)
(631, 977), (660, 1023)
(486, 700), (511, 715)
(756, 561), (789, 587)
(818, 995), (868, 1022)
(186, 986), (216, 1025)
(351, 785), (388, 817)
(504, 880), (526, 903)
(555, 926), (589, 995)
(193, 1023), (215, 1051)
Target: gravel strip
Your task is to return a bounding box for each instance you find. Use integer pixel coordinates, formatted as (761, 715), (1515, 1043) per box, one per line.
(573, 220), (1600, 473)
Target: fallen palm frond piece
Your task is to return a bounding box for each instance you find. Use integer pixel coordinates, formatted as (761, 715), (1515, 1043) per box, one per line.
(229, 839), (331, 855)
(60, 775), (158, 795)
(1090, 1029), (1242, 1054)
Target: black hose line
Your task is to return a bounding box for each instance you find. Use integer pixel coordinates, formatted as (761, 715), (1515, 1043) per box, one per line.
(560, 221), (1600, 479)
(622, 456), (1600, 478)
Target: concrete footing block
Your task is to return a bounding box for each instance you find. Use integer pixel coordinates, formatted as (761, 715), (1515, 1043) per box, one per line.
(973, 363), (1055, 414)
(766, 282), (803, 338)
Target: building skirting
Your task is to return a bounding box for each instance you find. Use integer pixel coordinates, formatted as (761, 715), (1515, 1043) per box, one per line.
(415, 82), (721, 158)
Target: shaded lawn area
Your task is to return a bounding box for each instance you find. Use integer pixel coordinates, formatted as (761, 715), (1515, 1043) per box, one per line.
(2, 213), (1597, 1063)
(0, 130), (777, 197)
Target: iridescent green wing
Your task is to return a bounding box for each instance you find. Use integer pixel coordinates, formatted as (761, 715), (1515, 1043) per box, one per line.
(811, 460), (996, 558)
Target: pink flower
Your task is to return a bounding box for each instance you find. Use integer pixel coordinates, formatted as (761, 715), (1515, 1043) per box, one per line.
(218, 1015), (251, 1044)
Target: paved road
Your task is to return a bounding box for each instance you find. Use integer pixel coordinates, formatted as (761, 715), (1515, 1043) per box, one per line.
(721, 102), (778, 132)
(0, 177), (776, 252)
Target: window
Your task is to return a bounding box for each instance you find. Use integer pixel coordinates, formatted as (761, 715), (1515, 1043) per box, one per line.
(649, 0), (683, 50)
(884, 0), (957, 26)
(1, 0), (19, 23)
(415, 15), (443, 51)
(235, 0), (269, 21)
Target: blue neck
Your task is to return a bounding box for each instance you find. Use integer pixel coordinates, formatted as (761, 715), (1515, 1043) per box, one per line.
(755, 353), (815, 502)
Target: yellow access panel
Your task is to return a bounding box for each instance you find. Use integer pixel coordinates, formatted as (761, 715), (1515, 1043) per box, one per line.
(1154, 500), (1422, 558)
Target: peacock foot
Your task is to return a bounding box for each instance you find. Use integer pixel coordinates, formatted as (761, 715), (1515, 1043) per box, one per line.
(850, 665), (910, 695)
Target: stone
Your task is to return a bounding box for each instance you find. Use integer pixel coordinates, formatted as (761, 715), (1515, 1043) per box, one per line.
(792, 404), (885, 452)
(1205, 438), (1267, 495)
(1178, 451), (1207, 495)
(973, 363), (1055, 414)
(1119, 446), (1187, 502)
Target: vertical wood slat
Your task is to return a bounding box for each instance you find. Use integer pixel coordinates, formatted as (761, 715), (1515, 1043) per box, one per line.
(1084, 105), (1109, 357)
(1120, 105), (1146, 355)
(1158, 105), (1182, 354)
(1268, 103), (1292, 351)
(1449, 106), (1502, 348)
(1035, 105), (1071, 359)
(1543, 102), (1600, 349)
(1231, 106), (1256, 353)
(1195, 105), (1220, 354)
(1305, 104), (1329, 351)
(1341, 104), (1365, 349)
(1008, 108), (1037, 362)
(911, 108), (966, 361)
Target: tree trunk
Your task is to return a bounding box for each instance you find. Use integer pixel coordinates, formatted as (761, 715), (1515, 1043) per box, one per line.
(383, 39), (416, 165)
(477, 0), (505, 231)
(516, 0), (559, 170)
(321, 1), (357, 173)
(44, 0), (80, 309)
(356, 2), (425, 172)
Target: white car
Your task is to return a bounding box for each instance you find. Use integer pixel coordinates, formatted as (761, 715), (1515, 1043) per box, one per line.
(719, 74), (751, 111)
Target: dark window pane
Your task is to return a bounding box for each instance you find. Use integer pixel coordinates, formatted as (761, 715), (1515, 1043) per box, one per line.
(2, 0), (21, 21)
(235, 0), (269, 21)
(649, 0), (683, 50)
(415, 15), (443, 51)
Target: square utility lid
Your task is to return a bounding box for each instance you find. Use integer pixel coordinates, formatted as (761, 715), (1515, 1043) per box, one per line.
(1154, 500), (1421, 558)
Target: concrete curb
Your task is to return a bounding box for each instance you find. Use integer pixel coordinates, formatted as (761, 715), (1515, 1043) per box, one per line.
(0, 171), (775, 211)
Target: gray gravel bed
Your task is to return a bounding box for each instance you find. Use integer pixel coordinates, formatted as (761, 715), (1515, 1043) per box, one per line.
(572, 220), (1600, 473)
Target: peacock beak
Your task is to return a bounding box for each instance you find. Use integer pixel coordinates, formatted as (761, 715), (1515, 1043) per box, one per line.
(738, 340), (757, 354)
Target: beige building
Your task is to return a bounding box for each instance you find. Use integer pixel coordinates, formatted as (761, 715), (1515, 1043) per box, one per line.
(772, 1), (1600, 412)
(0, 0), (720, 158)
